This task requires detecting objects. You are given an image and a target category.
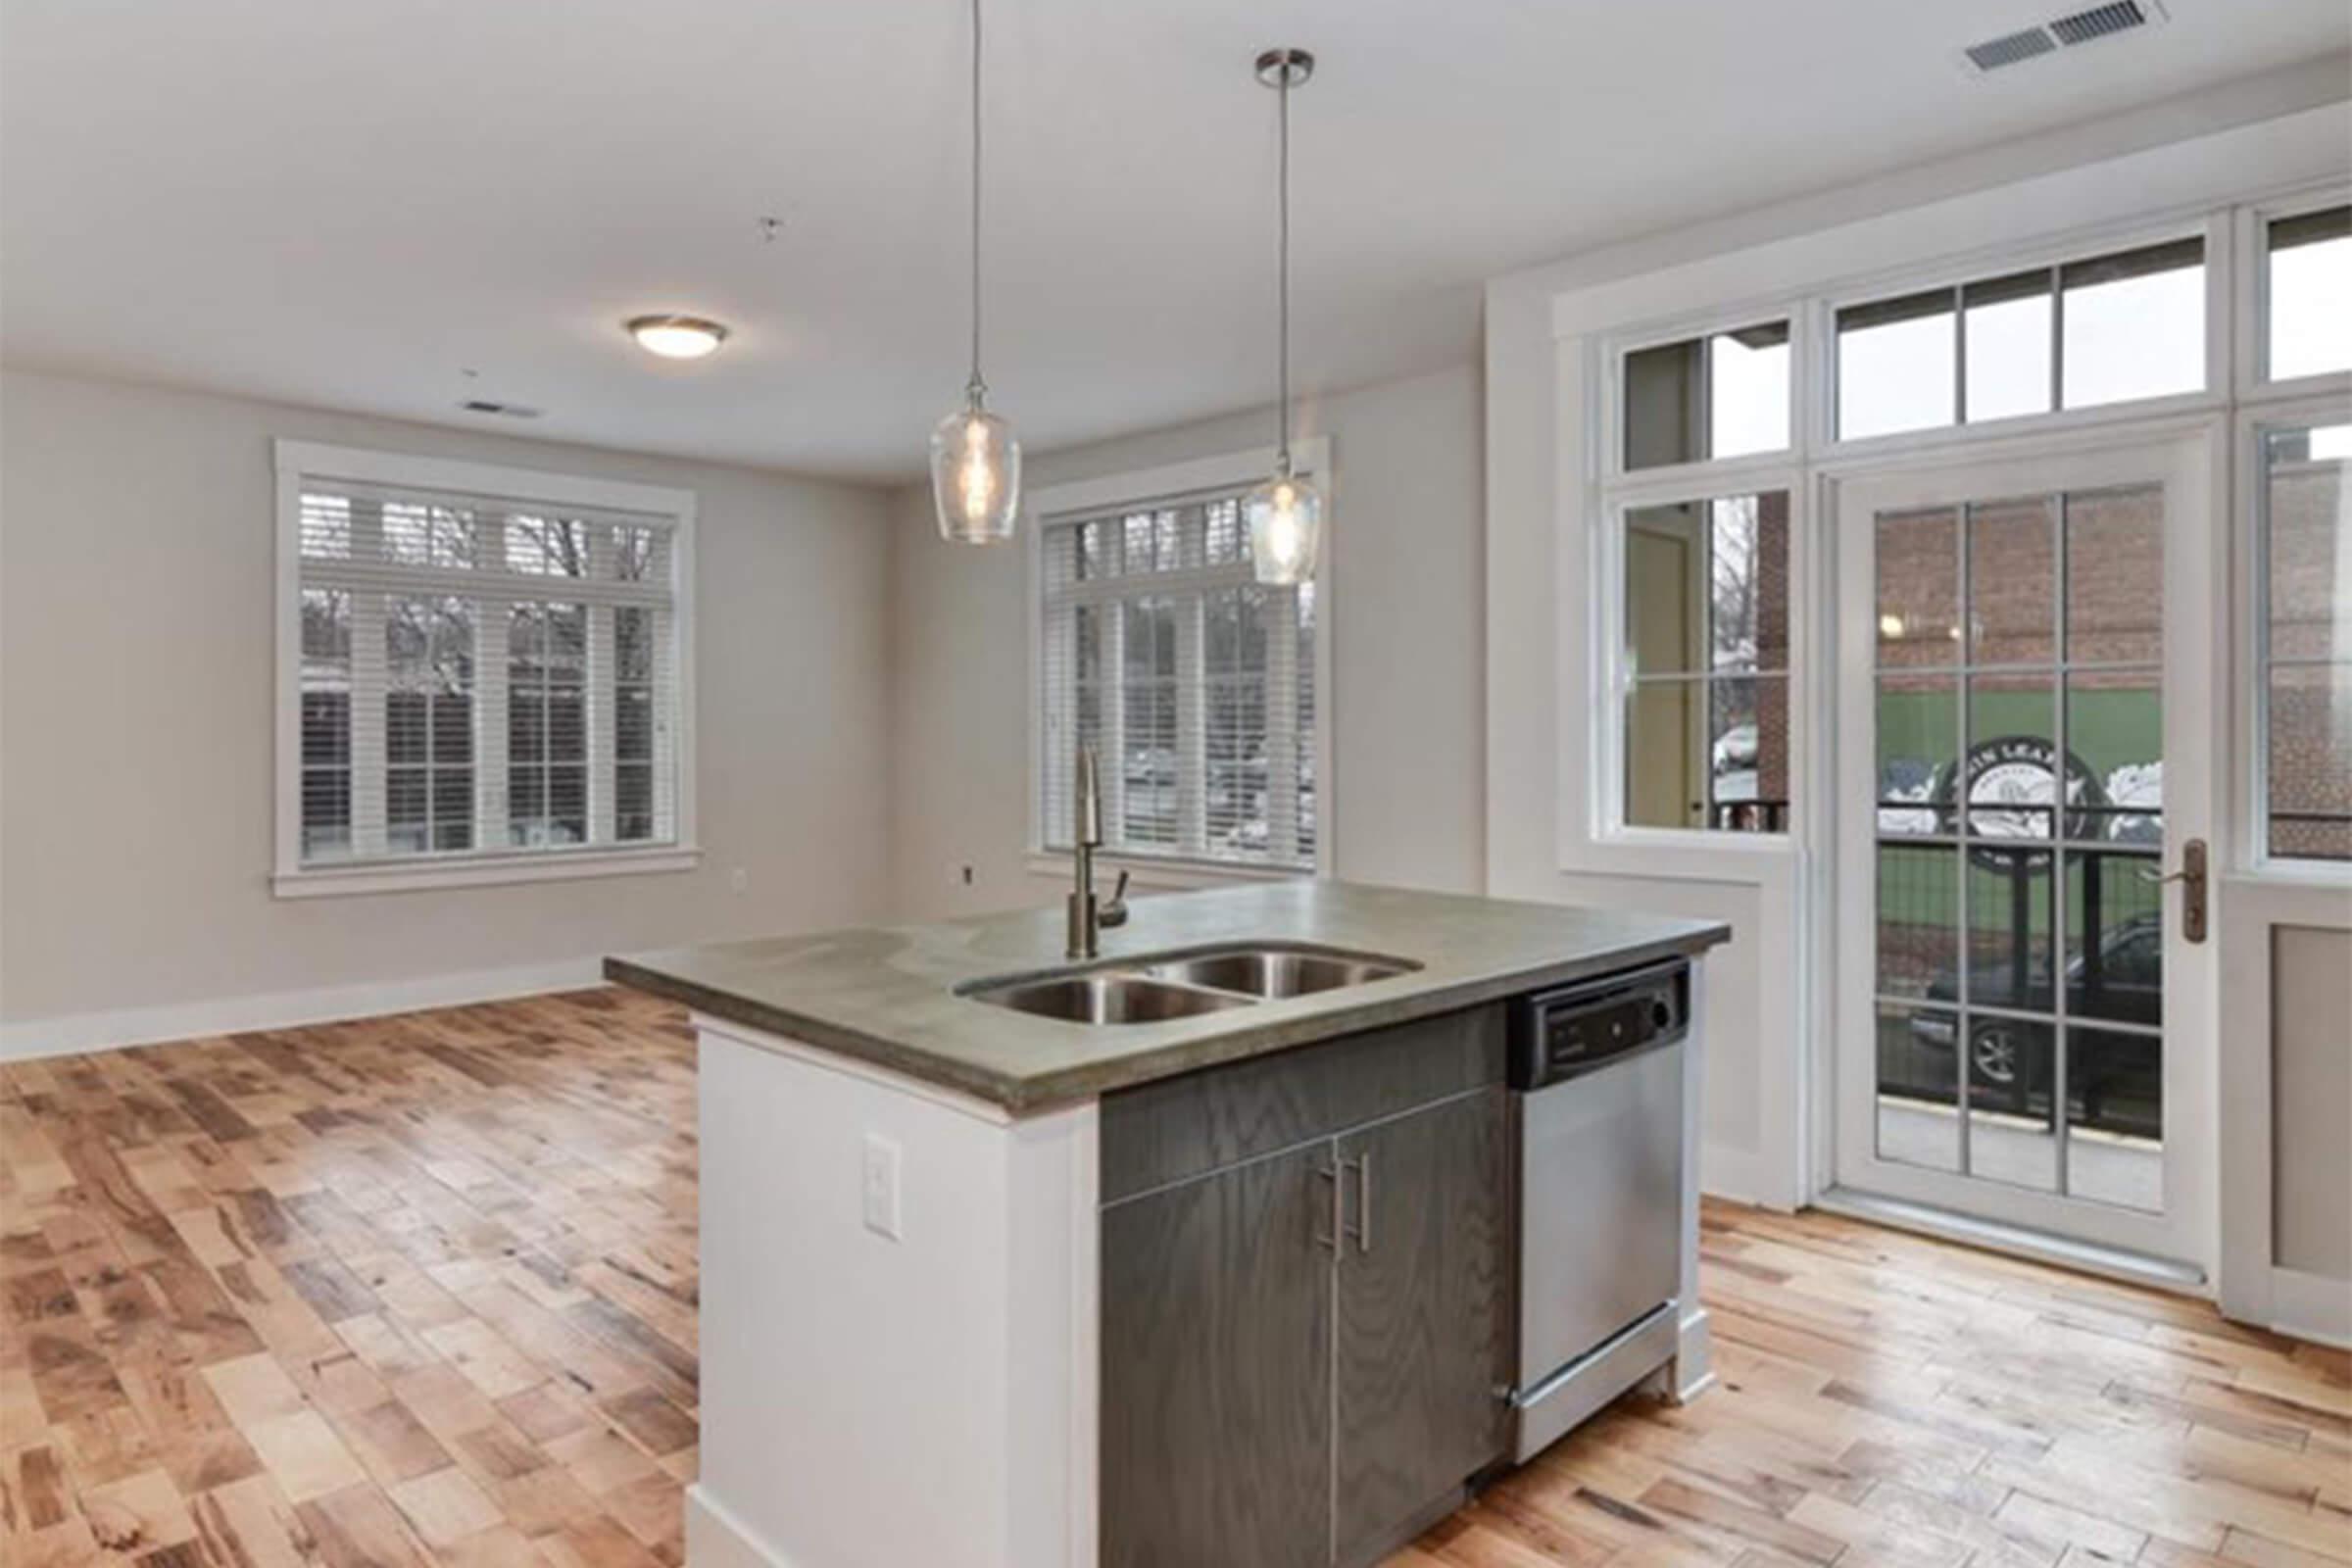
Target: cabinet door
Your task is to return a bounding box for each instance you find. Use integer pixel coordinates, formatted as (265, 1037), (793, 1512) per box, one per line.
(1101, 1141), (1335, 1568)
(1333, 1089), (1510, 1564)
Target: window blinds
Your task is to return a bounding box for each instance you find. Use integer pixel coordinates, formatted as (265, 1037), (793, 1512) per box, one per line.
(294, 476), (681, 866)
(1038, 490), (1317, 870)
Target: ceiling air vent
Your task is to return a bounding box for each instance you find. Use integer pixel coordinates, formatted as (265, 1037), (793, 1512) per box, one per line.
(459, 399), (542, 418)
(1961, 0), (2165, 74)
(2048, 0), (2150, 45)
(1967, 27), (2057, 71)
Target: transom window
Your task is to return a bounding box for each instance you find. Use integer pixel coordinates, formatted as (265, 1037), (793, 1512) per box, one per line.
(1037, 484), (1318, 871)
(278, 444), (691, 891)
(2264, 204), (2352, 383)
(1835, 236), (2206, 441)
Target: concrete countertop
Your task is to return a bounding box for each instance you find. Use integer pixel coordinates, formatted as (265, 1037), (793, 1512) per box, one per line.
(606, 880), (1730, 1115)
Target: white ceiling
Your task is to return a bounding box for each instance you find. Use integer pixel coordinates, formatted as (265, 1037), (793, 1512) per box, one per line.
(3, 1), (2345, 482)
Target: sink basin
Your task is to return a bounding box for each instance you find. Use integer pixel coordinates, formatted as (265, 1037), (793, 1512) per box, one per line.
(960, 943), (1421, 1024)
(1136, 946), (1419, 999)
(965, 973), (1254, 1024)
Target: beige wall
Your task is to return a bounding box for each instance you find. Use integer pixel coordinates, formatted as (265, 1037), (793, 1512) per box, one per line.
(2273, 925), (2352, 1282)
(886, 363), (1485, 921)
(0, 370), (897, 1037)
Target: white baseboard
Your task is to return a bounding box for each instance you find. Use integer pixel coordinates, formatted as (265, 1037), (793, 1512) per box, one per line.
(2269, 1267), (2352, 1349)
(0, 957), (606, 1063)
(687, 1485), (795, 1568)
(1699, 1141), (1776, 1209)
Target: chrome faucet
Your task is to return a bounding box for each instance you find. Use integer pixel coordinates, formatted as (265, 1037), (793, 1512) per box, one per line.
(1068, 743), (1130, 959)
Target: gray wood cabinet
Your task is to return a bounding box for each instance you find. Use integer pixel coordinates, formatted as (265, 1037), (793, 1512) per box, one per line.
(1334, 1088), (1510, 1562)
(1100, 1009), (1510, 1568)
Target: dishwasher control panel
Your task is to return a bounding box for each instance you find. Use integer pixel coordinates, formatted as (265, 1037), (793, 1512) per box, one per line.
(1508, 960), (1689, 1090)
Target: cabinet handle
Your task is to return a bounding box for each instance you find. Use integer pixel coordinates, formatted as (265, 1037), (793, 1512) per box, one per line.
(1314, 1162), (1340, 1252)
(1343, 1153), (1373, 1254)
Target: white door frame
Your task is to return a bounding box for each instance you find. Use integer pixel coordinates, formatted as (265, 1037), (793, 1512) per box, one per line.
(1826, 419), (2225, 1274)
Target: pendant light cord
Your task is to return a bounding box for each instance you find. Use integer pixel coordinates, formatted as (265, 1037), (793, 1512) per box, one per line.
(968, 0), (985, 401)
(1276, 64), (1291, 469)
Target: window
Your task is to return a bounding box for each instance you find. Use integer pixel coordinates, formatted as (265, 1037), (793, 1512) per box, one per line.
(1836, 237), (2205, 440)
(276, 443), (693, 892)
(2259, 421), (2351, 862)
(1036, 478), (1320, 871)
(2265, 205), (2352, 383)
(1621, 321), (1789, 469)
(1620, 490), (1791, 833)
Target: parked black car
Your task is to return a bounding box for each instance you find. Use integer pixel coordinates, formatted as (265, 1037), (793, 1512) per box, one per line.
(1901, 914), (2161, 1137)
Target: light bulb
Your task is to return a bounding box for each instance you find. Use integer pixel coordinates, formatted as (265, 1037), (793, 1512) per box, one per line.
(931, 401), (1021, 543)
(1246, 468), (1322, 585)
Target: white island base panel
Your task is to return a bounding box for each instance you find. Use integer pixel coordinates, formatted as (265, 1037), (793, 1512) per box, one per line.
(689, 1017), (1101, 1568)
(685, 998), (1714, 1568)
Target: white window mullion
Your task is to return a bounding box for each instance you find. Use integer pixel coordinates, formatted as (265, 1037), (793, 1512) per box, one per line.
(474, 591), (511, 852)
(1102, 600), (1129, 844)
(1266, 587), (1301, 864)
(348, 500), (388, 858)
(1175, 595), (1206, 857)
(588, 526), (618, 848)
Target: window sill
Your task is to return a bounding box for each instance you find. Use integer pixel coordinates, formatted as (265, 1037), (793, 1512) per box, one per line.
(273, 845), (702, 899)
(1023, 850), (1311, 892)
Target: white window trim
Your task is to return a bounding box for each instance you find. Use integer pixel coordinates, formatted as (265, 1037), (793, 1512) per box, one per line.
(270, 440), (701, 898)
(1023, 439), (1334, 881)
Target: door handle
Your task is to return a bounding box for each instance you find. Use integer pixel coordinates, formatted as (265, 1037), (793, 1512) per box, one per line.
(2137, 838), (2206, 945)
(1314, 1161), (1340, 1253)
(1342, 1153), (1372, 1254)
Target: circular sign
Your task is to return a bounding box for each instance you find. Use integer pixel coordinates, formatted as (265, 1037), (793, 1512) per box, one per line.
(1936, 735), (2104, 867)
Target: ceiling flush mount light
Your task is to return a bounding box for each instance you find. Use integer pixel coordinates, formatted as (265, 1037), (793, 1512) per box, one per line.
(930, 0), (1021, 544)
(627, 314), (729, 361)
(1247, 47), (1321, 587)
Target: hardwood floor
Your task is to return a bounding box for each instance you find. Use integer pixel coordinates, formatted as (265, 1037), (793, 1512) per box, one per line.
(1, 991), (2344, 1567)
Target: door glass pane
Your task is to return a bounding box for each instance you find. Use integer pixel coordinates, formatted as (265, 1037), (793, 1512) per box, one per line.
(2067, 1026), (2163, 1211)
(2066, 849), (2162, 1025)
(1963, 271), (2054, 423)
(2065, 485), (2164, 665)
(1966, 848), (2053, 1013)
(1878, 845), (1957, 1001)
(1876, 1004), (1960, 1174)
(2059, 239), (2204, 409)
(1967, 674), (2057, 841)
(2267, 206), (2352, 382)
(1877, 507), (1960, 666)
(1876, 675), (1955, 835)
(1838, 290), (1956, 440)
(1968, 497), (2056, 665)
(2070, 672), (2163, 846)
(1966, 1016), (2058, 1194)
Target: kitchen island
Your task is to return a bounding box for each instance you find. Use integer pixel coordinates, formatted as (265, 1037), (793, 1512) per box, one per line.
(608, 880), (1730, 1568)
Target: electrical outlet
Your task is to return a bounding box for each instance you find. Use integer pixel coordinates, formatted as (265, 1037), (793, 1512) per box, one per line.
(861, 1134), (902, 1241)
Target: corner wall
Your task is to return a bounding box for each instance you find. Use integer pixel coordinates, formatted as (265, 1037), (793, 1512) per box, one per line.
(0, 370), (899, 1051)
(886, 363), (1486, 922)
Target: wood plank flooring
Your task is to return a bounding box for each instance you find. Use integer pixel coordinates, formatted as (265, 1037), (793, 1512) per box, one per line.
(2, 989), (2345, 1566)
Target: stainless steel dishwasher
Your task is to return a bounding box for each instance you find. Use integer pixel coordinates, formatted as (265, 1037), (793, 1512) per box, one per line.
(1506, 957), (1689, 1462)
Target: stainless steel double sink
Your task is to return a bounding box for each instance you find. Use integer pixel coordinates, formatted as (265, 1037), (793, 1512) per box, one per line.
(959, 943), (1422, 1024)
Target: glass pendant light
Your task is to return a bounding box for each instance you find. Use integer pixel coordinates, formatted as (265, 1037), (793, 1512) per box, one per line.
(1246, 47), (1321, 587)
(931, 0), (1021, 543)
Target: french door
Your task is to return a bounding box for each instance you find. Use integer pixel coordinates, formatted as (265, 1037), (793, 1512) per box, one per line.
(1833, 434), (2216, 1264)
